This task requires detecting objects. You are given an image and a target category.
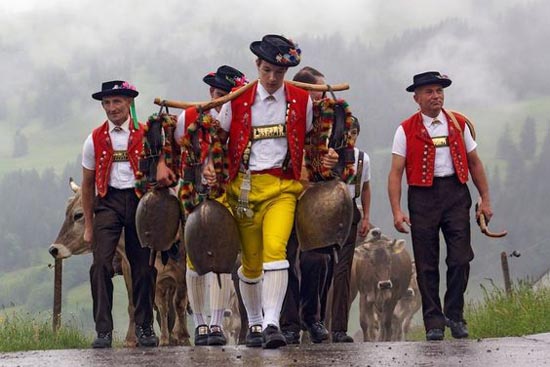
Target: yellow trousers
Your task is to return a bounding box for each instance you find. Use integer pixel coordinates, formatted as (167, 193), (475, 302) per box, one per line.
(227, 173), (303, 279)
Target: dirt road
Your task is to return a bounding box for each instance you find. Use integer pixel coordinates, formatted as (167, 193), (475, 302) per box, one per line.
(2, 333), (550, 367)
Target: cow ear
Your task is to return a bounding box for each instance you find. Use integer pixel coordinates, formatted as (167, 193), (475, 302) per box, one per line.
(392, 239), (406, 253)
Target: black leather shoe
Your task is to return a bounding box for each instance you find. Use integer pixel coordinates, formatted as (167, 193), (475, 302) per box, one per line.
(426, 328), (445, 341)
(306, 321), (329, 343)
(262, 324), (287, 349)
(332, 331), (354, 343)
(194, 324), (209, 346)
(92, 332), (112, 348)
(446, 319), (469, 339)
(207, 325), (227, 346)
(282, 330), (300, 344)
(246, 324), (263, 348)
(136, 324), (159, 347)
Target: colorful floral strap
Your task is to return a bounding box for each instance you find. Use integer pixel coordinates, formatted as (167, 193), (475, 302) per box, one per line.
(178, 111), (227, 217)
(305, 98), (356, 183)
(135, 112), (180, 193)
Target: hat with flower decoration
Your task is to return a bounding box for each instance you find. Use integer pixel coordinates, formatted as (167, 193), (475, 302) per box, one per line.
(250, 34), (301, 67)
(92, 80), (139, 100)
(203, 65), (248, 92)
(406, 71), (452, 92)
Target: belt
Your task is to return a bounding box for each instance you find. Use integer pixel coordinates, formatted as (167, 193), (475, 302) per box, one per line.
(250, 167), (294, 180)
(434, 174), (456, 180)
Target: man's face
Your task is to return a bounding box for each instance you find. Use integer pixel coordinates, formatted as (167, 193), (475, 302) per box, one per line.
(348, 127), (359, 146)
(413, 84), (444, 117)
(210, 87), (228, 111)
(101, 96), (132, 125)
(257, 59), (287, 94)
(310, 76), (326, 101)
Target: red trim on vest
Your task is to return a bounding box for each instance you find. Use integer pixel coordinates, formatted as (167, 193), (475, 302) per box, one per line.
(227, 81), (309, 181)
(92, 120), (145, 197)
(401, 109), (469, 187)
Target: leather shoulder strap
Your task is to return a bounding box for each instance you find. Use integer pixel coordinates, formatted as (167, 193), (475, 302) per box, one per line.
(447, 109), (476, 140)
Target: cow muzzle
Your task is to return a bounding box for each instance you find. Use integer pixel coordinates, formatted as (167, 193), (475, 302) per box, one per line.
(377, 280), (393, 290)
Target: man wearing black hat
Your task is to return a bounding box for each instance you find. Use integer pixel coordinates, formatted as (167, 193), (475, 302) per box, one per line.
(388, 71), (494, 341)
(82, 80), (158, 348)
(203, 35), (338, 349)
(157, 65), (248, 347)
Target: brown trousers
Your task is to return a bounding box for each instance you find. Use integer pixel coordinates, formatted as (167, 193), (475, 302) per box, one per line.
(408, 175), (474, 331)
(90, 187), (157, 334)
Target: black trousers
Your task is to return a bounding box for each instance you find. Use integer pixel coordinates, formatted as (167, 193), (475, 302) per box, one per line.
(280, 228), (332, 332)
(90, 187), (157, 334)
(408, 176), (473, 331)
(330, 201), (361, 332)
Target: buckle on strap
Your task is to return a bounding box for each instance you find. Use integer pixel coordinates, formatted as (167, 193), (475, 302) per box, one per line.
(235, 169), (254, 219)
(112, 150), (129, 162)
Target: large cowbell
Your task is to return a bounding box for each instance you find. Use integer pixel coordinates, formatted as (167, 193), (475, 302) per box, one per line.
(184, 199), (241, 275)
(295, 179), (353, 251)
(136, 188), (182, 252)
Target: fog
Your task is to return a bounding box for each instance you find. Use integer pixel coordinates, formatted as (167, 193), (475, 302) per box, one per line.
(1, 0), (549, 319)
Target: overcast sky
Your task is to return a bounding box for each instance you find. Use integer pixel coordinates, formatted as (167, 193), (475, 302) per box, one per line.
(0, 0), (531, 46)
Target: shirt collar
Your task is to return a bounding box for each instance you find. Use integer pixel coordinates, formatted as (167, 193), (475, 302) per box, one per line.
(108, 118), (130, 132)
(421, 111), (447, 127)
(257, 83), (286, 102)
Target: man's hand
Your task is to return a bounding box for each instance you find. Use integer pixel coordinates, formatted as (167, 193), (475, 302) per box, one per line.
(476, 197), (493, 224)
(321, 148), (339, 169)
(358, 217), (372, 238)
(203, 160), (217, 187)
(156, 160), (177, 187)
(393, 210), (411, 233)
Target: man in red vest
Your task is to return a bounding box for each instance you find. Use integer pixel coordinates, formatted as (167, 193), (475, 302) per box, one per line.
(203, 35), (338, 349)
(82, 81), (158, 348)
(157, 65), (248, 347)
(388, 71), (493, 341)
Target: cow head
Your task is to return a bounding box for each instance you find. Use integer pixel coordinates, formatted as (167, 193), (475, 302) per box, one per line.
(48, 178), (91, 259)
(359, 228), (406, 310)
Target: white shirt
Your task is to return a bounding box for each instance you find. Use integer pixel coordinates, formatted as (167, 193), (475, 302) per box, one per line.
(347, 147), (371, 199)
(82, 118), (136, 189)
(174, 108), (219, 144)
(391, 111), (477, 177)
(217, 83), (314, 171)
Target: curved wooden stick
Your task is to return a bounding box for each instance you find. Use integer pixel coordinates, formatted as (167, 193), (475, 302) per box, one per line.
(286, 80), (350, 92)
(154, 80), (350, 110)
(477, 198), (508, 238)
(154, 79), (258, 110)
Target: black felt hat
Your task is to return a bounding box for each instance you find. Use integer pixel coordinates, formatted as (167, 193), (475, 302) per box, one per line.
(203, 65), (247, 92)
(250, 34), (301, 67)
(406, 71), (452, 92)
(92, 80), (139, 100)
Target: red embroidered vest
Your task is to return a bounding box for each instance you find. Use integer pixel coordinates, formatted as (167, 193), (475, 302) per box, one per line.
(227, 81), (309, 181)
(401, 109), (469, 186)
(92, 120), (145, 197)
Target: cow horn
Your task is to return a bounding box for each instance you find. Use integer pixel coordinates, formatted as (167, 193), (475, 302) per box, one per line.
(69, 177), (80, 192)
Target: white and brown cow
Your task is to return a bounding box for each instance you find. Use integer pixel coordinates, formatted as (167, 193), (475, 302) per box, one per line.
(48, 178), (190, 346)
(350, 228), (412, 342)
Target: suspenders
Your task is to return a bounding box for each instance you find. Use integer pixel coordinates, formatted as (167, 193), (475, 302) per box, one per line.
(354, 150), (365, 199)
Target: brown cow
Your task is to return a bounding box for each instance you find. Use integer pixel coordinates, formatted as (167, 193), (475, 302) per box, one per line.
(391, 261), (421, 341)
(350, 228), (412, 342)
(48, 179), (190, 346)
